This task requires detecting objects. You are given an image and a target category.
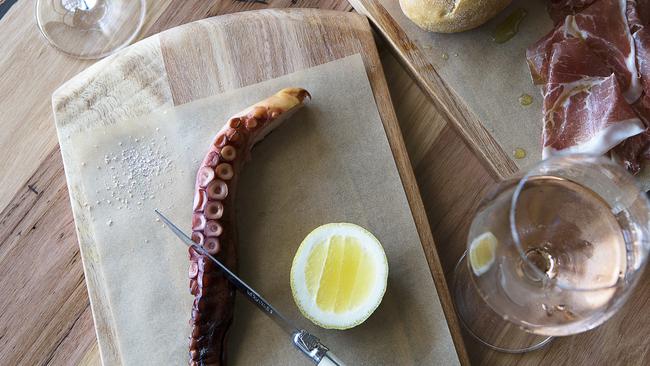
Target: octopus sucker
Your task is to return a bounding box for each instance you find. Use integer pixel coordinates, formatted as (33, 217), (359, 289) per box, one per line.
(188, 88), (310, 365)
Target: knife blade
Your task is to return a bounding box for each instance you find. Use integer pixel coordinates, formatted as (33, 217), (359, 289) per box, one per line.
(154, 209), (346, 366)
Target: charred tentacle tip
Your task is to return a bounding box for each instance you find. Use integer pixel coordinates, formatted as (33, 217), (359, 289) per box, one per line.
(279, 87), (311, 103)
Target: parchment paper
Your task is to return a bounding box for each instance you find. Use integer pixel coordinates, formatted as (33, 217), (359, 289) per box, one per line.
(60, 54), (460, 365)
(380, 0), (650, 188)
(380, 0), (550, 167)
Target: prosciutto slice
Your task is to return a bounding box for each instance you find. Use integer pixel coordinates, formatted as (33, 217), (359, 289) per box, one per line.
(613, 19), (650, 172)
(541, 39), (643, 156)
(527, 0), (650, 171)
(627, 0), (650, 33)
(572, 0), (642, 102)
(548, 0), (598, 24)
(531, 0), (642, 101)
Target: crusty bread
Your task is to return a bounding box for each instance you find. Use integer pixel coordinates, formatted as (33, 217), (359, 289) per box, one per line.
(399, 0), (513, 33)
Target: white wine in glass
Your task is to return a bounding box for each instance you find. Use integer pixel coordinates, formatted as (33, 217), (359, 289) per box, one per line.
(35, 0), (145, 59)
(453, 155), (650, 352)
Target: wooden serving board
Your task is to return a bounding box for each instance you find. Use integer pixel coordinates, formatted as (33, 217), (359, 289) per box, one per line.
(51, 9), (470, 365)
(349, 0), (555, 179)
(349, 2), (650, 365)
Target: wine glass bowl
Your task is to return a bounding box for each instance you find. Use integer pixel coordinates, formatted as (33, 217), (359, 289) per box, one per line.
(454, 155), (650, 352)
(35, 0), (146, 59)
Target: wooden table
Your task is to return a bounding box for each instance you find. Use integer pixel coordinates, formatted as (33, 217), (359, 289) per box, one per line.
(0, 1), (646, 365)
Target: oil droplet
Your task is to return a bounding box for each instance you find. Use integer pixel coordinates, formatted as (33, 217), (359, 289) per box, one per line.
(513, 147), (527, 159)
(441, 52), (449, 60)
(519, 93), (533, 106)
(492, 8), (528, 44)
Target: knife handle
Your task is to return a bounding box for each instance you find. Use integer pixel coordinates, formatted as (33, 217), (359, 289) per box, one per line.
(317, 351), (346, 366)
(293, 330), (347, 366)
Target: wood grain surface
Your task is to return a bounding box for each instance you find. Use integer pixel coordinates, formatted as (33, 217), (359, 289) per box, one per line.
(348, 0), (518, 180)
(2, 1), (646, 365)
(354, 1), (650, 365)
(51, 7), (466, 365)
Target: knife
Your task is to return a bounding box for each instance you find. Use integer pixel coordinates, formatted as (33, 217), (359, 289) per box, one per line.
(155, 210), (346, 366)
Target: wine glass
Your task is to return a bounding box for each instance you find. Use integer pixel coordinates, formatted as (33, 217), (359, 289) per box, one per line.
(453, 154), (650, 353)
(35, 0), (145, 59)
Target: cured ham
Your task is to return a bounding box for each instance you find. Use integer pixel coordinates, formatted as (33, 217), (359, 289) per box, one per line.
(613, 21), (650, 172)
(531, 0), (641, 101)
(627, 0), (650, 33)
(527, 0), (650, 173)
(540, 38), (643, 156)
(548, 0), (597, 23)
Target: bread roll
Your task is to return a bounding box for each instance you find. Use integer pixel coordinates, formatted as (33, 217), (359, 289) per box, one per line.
(399, 0), (513, 33)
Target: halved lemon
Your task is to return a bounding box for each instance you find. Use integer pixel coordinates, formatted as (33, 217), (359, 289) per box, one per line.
(290, 223), (388, 329)
(469, 232), (498, 276)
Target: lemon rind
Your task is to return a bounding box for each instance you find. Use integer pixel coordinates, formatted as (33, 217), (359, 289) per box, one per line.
(290, 223), (388, 329)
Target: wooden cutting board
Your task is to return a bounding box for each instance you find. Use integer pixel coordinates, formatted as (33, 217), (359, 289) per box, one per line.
(51, 9), (469, 365)
(349, 1), (650, 365)
(349, 0), (553, 179)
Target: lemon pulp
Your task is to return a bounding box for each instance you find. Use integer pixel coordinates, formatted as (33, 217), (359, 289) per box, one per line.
(469, 232), (498, 276)
(305, 235), (375, 313)
(291, 223), (388, 329)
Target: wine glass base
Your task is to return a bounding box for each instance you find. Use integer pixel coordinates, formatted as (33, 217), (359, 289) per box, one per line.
(35, 0), (146, 59)
(452, 252), (553, 353)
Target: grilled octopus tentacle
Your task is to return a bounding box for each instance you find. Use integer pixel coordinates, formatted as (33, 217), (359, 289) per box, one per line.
(188, 88), (310, 366)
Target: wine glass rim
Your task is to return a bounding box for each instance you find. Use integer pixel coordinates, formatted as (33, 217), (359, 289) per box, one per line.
(34, 0), (147, 60)
(508, 153), (649, 292)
